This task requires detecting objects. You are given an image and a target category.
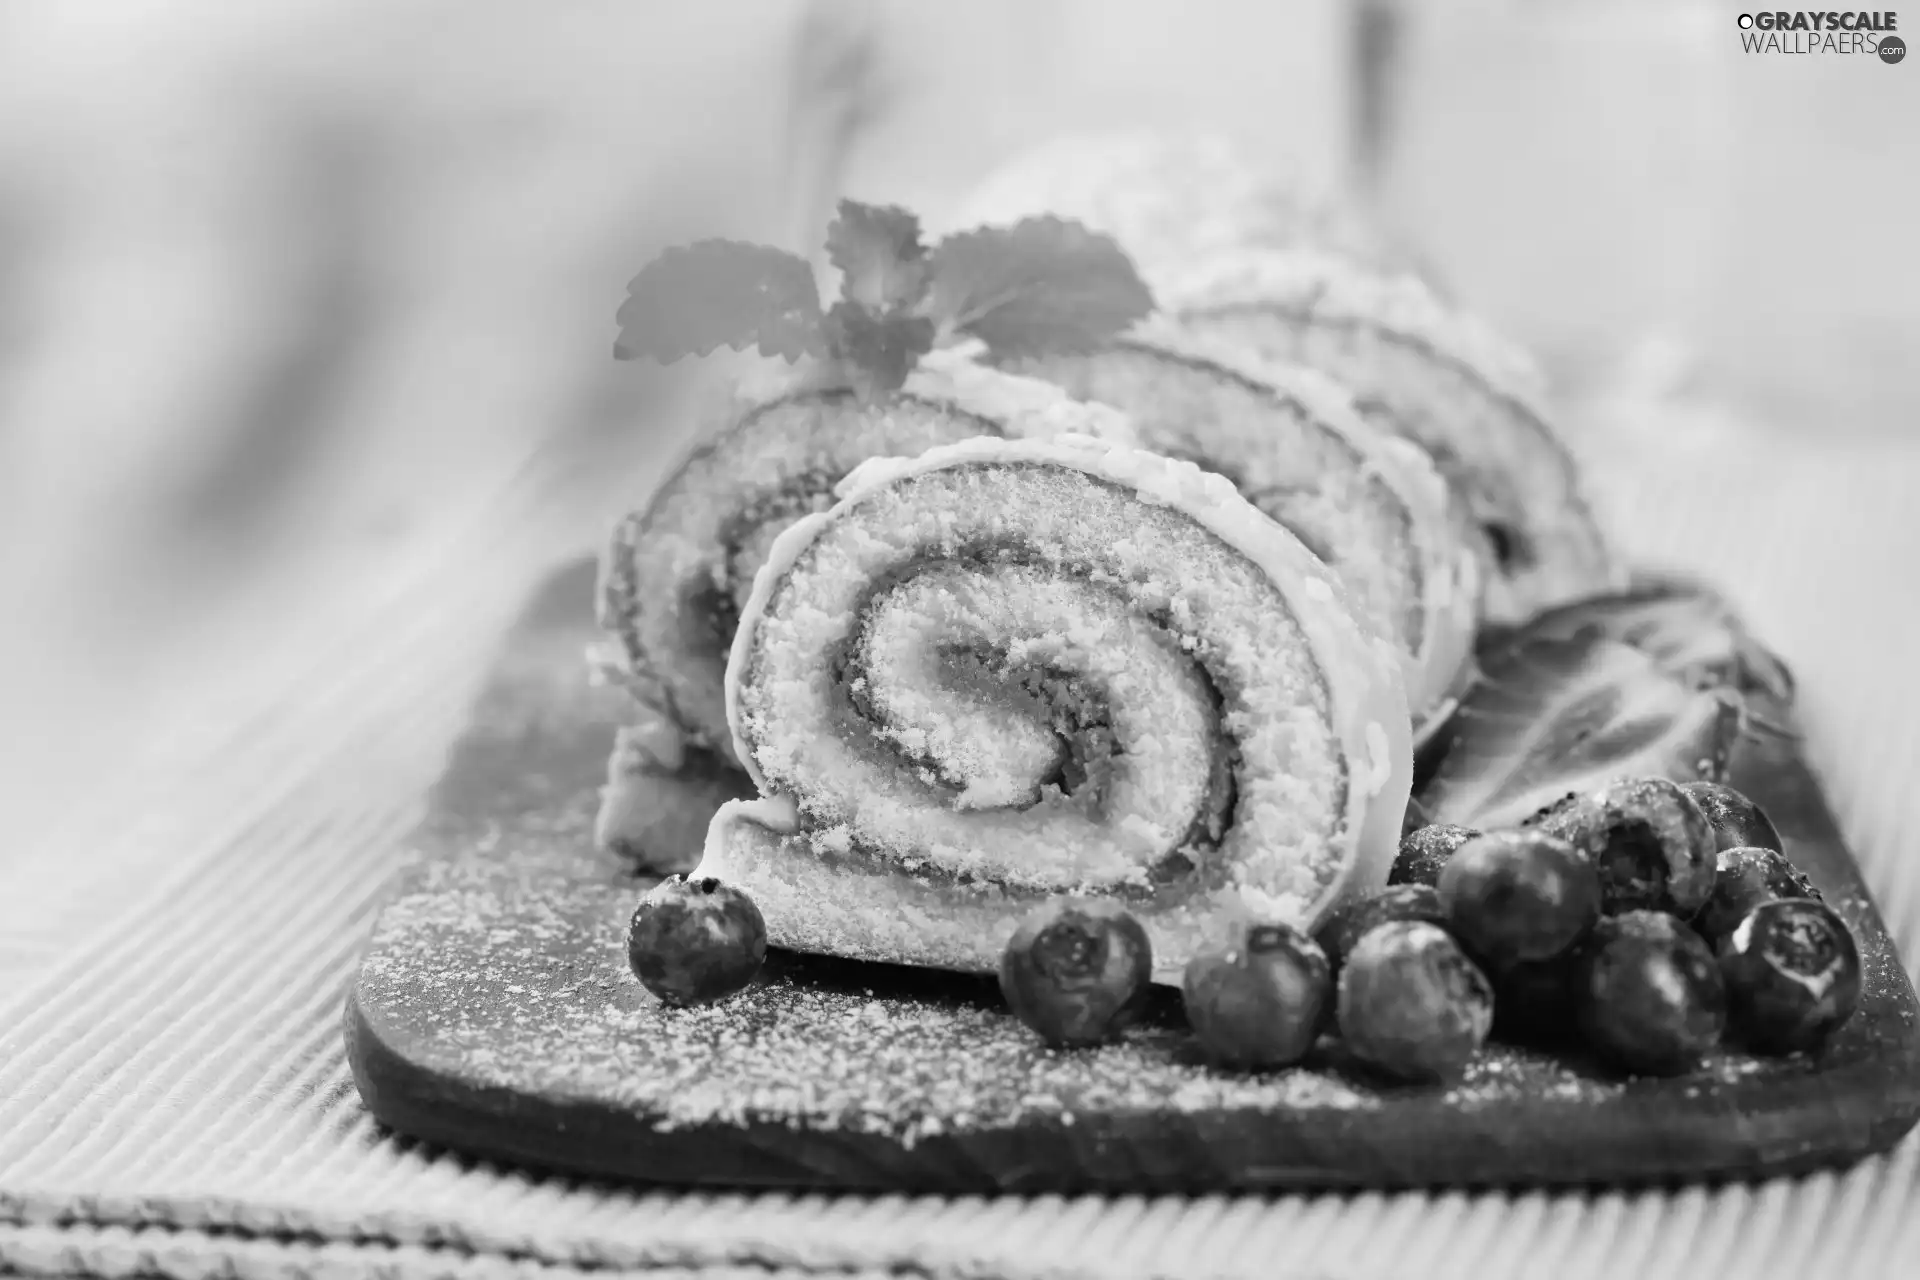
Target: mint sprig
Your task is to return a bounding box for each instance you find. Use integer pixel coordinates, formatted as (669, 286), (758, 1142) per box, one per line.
(613, 200), (1156, 398)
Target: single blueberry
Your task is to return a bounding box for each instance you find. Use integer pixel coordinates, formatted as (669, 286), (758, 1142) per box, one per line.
(626, 875), (768, 1006)
(1182, 918), (1332, 1070)
(1719, 897), (1861, 1055)
(999, 898), (1153, 1048)
(1336, 920), (1494, 1084)
(1576, 910), (1725, 1076)
(1439, 829), (1600, 969)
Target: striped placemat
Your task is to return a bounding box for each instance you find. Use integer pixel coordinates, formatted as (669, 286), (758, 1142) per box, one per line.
(3, 407), (1919, 1280)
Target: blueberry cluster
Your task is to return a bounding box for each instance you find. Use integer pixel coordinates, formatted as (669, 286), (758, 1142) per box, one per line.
(622, 779), (1861, 1088)
(1374, 778), (1861, 1078)
(986, 778), (1860, 1084)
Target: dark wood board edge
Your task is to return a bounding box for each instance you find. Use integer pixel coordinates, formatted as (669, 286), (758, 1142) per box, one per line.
(344, 980), (1920, 1194)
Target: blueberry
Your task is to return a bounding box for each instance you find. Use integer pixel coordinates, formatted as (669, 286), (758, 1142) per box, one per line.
(1313, 884), (1448, 972)
(1693, 845), (1823, 947)
(626, 875), (767, 1006)
(1538, 778), (1717, 917)
(1439, 830), (1600, 969)
(1336, 920), (1494, 1084)
(999, 898), (1153, 1047)
(1391, 823), (1482, 888)
(1182, 919), (1331, 1070)
(1492, 955), (1580, 1046)
(1718, 898), (1861, 1055)
(1681, 781), (1785, 856)
(1576, 910), (1726, 1076)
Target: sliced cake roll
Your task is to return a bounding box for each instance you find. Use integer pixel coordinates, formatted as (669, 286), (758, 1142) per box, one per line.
(594, 353), (1136, 868)
(1164, 250), (1624, 625)
(697, 434), (1414, 984)
(997, 317), (1481, 740)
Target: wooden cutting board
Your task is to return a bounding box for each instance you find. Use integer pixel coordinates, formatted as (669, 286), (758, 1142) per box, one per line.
(344, 558), (1920, 1193)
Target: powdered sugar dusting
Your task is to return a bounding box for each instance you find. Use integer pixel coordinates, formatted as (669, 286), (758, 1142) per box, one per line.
(360, 842), (1823, 1149)
(360, 858), (1383, 1148)
(1439, 1049), (1623, 1110)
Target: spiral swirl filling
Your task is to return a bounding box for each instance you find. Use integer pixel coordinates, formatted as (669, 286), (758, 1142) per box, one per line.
(736, 460), (1351, 912)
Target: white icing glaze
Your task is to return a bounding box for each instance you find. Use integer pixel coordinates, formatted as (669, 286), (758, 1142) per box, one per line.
(704, 793), (800, 849)
(1364, 722), (1393, 797)
(903, 347), (1139, 443)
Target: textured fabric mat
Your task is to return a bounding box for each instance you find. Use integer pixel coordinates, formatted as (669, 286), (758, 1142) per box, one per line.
(4, 404), (1920, 1280)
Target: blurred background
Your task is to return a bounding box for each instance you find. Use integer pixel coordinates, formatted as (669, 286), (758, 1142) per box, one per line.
(0, 0), (1913, 885)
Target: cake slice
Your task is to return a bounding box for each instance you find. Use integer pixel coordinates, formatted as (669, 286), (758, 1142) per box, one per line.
(697, 434), (1414, 984)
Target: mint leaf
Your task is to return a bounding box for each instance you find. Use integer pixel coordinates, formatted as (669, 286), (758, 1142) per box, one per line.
(924, 217), (1156, 358)
(826, 200), (929, 313)
(822, 301), (934, 399)
(615, 240), (827, 363)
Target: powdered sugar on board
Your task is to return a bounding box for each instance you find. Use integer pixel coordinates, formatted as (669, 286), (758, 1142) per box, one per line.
(358, 868), (1380, 1148)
